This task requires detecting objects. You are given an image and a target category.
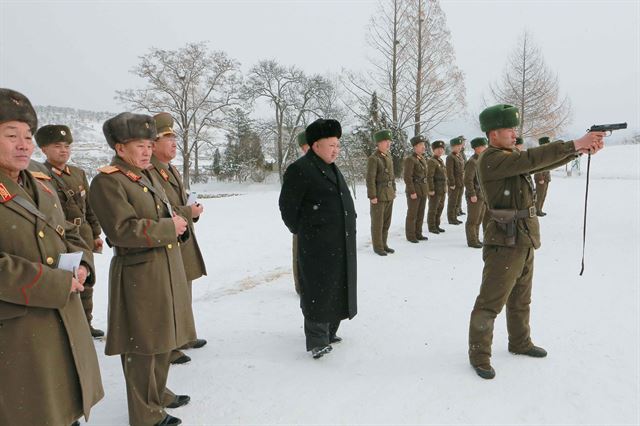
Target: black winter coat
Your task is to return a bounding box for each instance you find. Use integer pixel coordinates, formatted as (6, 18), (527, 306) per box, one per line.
(279, 150), (357, 322)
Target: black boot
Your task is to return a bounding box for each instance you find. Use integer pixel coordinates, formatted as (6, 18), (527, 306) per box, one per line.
(384, 246), (395, 253)
(155, 415), (182, 426)
(472, 363), (496, 380)
(166, 394), (190, 409)
(311, 345), (332, 359)
(170, 354), (191, 365)
(90, 326), (105, 338)
(512, 345), (547, 358)
(374, 249), (387, 256)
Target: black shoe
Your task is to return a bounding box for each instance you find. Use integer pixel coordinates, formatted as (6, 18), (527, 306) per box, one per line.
(191, 339), (207, 349)
(473, 364), (496, 380)
(407, 238), (419, 243)
(384, 247), (395, 253)
(374, 249), (387, 256)
(428, 229), (440, 234)
(437, 227), (446, 232)
(155, 414), (182, 426)
(468, 242), (483, 248)
(537, 211), (547, 217)
(90, 326), (105, 338)
(311, 345), (332, 359)
(166, 394), (190, 409)
(459, 211), (466, 216)
(512, 345), (548, 358)
(329, 335), (342, 344)
(170, 354), (191, 365)
(71, 421), (80, 426)
(417, 235), (428, 241)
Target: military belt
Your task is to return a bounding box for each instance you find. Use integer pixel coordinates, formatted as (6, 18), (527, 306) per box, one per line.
(376, 181), (393, 187)
(413, 177), (428, 184)
(72, 217), (83, 226)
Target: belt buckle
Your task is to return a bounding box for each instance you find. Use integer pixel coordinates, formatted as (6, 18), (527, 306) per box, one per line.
(529, 206), (536, 218)
(73, 217), (82, 226)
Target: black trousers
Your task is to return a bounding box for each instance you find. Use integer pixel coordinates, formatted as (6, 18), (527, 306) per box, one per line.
(304, 318), (341, 351)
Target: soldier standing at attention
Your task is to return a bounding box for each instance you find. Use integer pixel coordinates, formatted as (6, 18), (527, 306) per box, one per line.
(366, 129), (396, 256)
(468, 104), (604, 380)
(426, 140), (447, 234)
(35, 124), (105, 338)
(446, 137), (465, 225)
(90, 112), (194, 426)
(0, 88), (103, 426)
(515, 137), (525, 151)
(292, 131), (309, 294)
(463, 137), (488, 249)
(457, 135), (467, 216)
(403, 135), (429, 243)
(150, 113), (207, 369)
(534, 136), (552, 216)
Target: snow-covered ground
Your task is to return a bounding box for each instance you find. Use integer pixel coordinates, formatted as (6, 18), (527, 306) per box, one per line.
(86, 145), (640, 425)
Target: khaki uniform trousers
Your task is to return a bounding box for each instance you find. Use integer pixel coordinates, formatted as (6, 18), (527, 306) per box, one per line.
(535, 182), (549, 213)
(405, 194), (427, 240)
(170, 281), (195, 362)
(465, 197), (487, 245)
(370, 200), (393, 251)
(447, 186), (463, 222)
(427, 192), (445, 230)
(468, 246), (535, 367)
(121, 351), (171, 426)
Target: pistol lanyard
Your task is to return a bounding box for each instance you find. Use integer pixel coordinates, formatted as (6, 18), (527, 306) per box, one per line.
(579, 154), (591, 276)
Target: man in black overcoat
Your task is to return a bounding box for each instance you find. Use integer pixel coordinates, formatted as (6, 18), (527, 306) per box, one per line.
(279, 118), (357, 359)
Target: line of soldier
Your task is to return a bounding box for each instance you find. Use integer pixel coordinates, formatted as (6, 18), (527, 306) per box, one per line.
(363, 130), (559, 253)
(1, 88), (207, 426)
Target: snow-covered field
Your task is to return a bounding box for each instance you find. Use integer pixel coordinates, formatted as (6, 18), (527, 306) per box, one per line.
(86, 145), (639, 425)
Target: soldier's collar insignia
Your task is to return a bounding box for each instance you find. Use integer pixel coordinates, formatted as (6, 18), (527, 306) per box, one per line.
(159, 168), (170, 181)
(35, 179), (53, 195)
(64, 166), (71, 175)
(51, 166), (63, 176)
(30, 171), (52, 181)
(124, 170), (141, 182)
(0, 183), (14, 203)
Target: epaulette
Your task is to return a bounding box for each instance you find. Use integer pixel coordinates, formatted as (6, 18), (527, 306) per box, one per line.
(30, 171), (52, 181)
(98, 165), (119, 174)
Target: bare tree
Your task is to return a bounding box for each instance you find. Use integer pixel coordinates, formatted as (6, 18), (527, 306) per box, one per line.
(409, 0), (466, 136)
(116, 41), (242, 185)
(244, 60), (334, 182)
(488, 31), (572, 139)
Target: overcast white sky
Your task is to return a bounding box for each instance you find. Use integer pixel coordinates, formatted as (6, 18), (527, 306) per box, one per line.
(1, 0), (638, 141)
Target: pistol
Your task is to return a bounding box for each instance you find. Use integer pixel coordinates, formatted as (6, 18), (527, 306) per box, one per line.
(588, 122), (627, 135)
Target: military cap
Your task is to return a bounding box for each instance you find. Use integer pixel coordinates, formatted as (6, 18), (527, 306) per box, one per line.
(515, 137), (524, 145)
(470, 137), (488, 149)
(538, 136), (550, 145)
(431, 140), (446, 150)
(373, 129), (392, 143)
(103, 112), (157, 149)
(34, 124), (73, 147)
(297, 131), (308, 147)
(305, 118), (341, 146)
(450, 136), (463, 146)
(479, 104), (520, 132)
(410, 135), (427, 146)
(153, 112), (175, 138)
(0, 88), (37, 133)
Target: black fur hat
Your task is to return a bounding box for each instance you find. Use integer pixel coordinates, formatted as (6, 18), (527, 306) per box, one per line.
(0, 88), (37, 133)
(35, 124), (73, 147)
(305, 119), (342, 146)
(103, 112), (157, 149)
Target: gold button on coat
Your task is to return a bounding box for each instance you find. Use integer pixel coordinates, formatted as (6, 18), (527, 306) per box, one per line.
(167, 244), (173, 249)
(38, 231), (45, 238)
(46, 257), (54, 265)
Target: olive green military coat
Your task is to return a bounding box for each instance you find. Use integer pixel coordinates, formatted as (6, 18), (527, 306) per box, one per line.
(478, 141), (579, 248)
(150, 156), (206, 282)
(89, 156), (195, 355)
(44, 161), (102, 247)
(464, 153), (482, 200)
(403, 153), (429, 197)
(0, 170), (103, 425)
(426, 156), (447, 194)
(446, 152), (464, 188)
(366, 150), (396, 201)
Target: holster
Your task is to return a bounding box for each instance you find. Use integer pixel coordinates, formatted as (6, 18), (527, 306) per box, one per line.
(487, 206), (536, 247)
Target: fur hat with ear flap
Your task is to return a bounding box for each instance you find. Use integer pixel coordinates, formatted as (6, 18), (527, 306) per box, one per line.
(103, 112), (157, 149)
(0, 88), (38, 133)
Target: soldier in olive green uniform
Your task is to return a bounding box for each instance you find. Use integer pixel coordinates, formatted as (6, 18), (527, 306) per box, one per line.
(366, 129), (396, 256)
(292, 131), (309, 294)
(0, 88), (104, 426)
(90, 112), (194, 426)
(464, 137), (488, 248)
(150, 113), (207, 369)
(426, 140), (447, 234)
(457, 135), (467, 216)
(446, 137), (465, 225)
(35, 124), (105, 338)
(534, 136), (551, 216)
(403, 135), (429, 243)
(467, 104), (605, 380)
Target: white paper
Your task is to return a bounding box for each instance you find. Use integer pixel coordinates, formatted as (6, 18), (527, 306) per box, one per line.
(57, 252), (83, 274)
(187, 191), (199, 205)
